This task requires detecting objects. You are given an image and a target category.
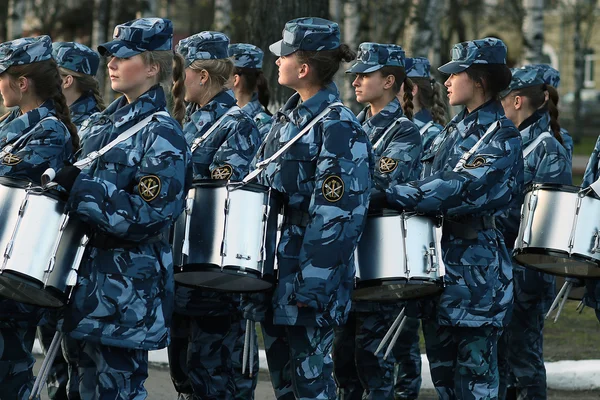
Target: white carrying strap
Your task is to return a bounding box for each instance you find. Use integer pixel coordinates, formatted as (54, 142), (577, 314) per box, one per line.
(523, 131), (552, 158)
(0, 116), (59, 159)
(419, 121), (434, 136)
(453, 121), (500, 172)
(372, 116), (410, 151)
(242, 102), (343, 184)
(190, 106), (241, 153)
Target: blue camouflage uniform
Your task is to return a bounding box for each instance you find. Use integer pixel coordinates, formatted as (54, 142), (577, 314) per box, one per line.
(496, 66), (572, 400)
(332, 42), (423, 400)
(229, 43), (273, 140)
(384, 38), (524, 400)
(54, 18), (192, 399)
(243, 18), (373, 400)
(406, 57), (444, 153)
(0, 36), (74, 399)
(168, 31), (262, 400)
(39, 40), (102, 400)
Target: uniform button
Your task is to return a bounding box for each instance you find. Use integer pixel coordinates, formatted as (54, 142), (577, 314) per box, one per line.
(279, 116), (286, 123)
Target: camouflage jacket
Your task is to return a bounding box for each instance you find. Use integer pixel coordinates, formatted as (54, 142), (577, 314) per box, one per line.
(581, 136), (600, 310)
(413, 109), (443, 153)
(183, 89), (261, 181)
(386, 100), (524, 328)
(242, 93), (273, 140)
(354, 97), (422, 314)
(70, 93), (101, 132)
(0, 100), (74, 328)
(248, 83), (373, 327)
(58, 85), (192, 350)
(175, 89), (261, 317)
(560, 127), (574, 162)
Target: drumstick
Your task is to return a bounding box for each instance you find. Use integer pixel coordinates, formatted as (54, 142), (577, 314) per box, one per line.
(30, 331), (63, 399)
(546, 281), (570, 320)
(384, 315), (408, 361)
(554, 282), (572, 323)
(248, 324), (255, 378)
(576, 300), (585, 313)
(242, 319), (251, 375)
(374, 307), (405, 356)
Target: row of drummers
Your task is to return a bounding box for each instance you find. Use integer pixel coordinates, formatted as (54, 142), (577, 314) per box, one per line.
(0, 15), (592, 400)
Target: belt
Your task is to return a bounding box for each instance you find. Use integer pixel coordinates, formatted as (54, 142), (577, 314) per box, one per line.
(443, 215), (496, 240)
(89, 230), (167, 250)
(282, 207), (311, 228)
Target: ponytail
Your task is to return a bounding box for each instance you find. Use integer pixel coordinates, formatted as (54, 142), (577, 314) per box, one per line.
(546, 85), (564, 146)
(402, 77), (415, 120)
(234, 67), (272, 115)
(59, 67), (106, 111)
(256, 71), (271, 115)
(431, 79), (448, 126)
(172, 52), (186, 126)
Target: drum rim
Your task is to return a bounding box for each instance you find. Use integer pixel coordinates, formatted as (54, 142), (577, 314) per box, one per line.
(0, 176), (67, 201)
(190, 179), (272, 194)
(353, 277), (444, 300)
(174, 264), (275, 292)
(513, 247), (600, 277)
(525, 183), (581, 194)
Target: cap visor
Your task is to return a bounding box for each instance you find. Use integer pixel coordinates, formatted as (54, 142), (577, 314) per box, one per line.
(345, 63), (383, 74)
(269, 40), (296, 57)
(438, 61), (470, 74)
(0, 64), (8, 75)
(98, 40), (144, 58)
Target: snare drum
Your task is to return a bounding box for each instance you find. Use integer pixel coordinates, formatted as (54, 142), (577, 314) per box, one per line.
(514, 183), (600, 278)
(0, 177), (87, 307)
(172, 180), (281, 292)
(353, 210), (444, 301)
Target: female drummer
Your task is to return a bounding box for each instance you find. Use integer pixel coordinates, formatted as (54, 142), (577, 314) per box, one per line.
(169, 31), (261, 400)
(243, 17), (373, 399)
(332, 42), (423, 400)
(37, 41), (105, 400)
(0, 35), (76, 398)
(378, 38), (523, 398)
(497, 66), (572, 400)
(229, 43), (273, 139)
(403, 56), (447, 152)
(52, 18), (191, 398)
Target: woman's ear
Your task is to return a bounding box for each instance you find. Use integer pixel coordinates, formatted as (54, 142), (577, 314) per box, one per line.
(17, 76), (29, 93)
(199, 69), (210, 85)
(298, 62), (310, 80)
(412, 82), (419, 97)
(383, 74), (395, 90)
(62, 74), (74, 90)
(146, 62), (160, 79)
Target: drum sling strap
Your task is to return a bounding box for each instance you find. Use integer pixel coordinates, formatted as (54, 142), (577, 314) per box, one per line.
(523, 131), (552, 158)
(0, 116), (60, 159)
(372, 116), (410, 151)
(419, 121), (434, 136)
(189, 105), (241, 153)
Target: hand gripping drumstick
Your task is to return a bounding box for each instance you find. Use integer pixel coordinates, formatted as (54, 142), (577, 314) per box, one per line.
(30, 331), (63, 399)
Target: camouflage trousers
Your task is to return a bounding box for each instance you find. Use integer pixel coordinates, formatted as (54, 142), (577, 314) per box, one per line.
(0, 325), (36, 400)
(168, 313), (258, 400)
(38, 313), (81, 400)
(332, 310), (421, 400)
(423, 322), (500, 400)
(497, 268), (551, 400)
(67, 339), (148, 399)
(262, 320), (335, 400)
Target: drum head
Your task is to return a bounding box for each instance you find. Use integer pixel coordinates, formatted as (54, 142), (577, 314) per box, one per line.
(526, 183), (580, 194)
(0, 176), (67, 201)
(353, 278), (443, 301)
(174, 264), (275, 292)
(514, 249), (600, 278)
(0, 272), (65, 307)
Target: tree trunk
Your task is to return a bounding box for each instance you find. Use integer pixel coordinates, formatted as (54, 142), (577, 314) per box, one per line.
(573, 3), (584, 144)
(214, 0), (232, 35)
(342, 0), (360, 112)
(246, 0), (329, 110)
(7, 0), (24, 39)
(522, 0), (544, 64)
(410, 0), (442, 58)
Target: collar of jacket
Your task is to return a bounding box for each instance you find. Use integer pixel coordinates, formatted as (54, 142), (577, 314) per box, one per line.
(70, 93), (100, 120)
(186, 89), (237, 132)
(357, 97), (404, 139)
(413, 108), (433, 128)
(283, 82), (341, 129)
(242, 93), (263, 117)
(105, 85), (167, 129)
(519, 109), (550, 147)
(0, 99), (56, 144)
(452, 99), (506, 139)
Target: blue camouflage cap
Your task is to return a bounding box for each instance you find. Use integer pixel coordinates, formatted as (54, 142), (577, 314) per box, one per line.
(500, 66), (545, 98)
(52, 42), (100, 76)
(405, 57), (431, 78)
(346, 42), (405, 74)
(270, 17), (340, 57)
(98, 18), (173, 58)
(177, 31), (230, 68)
(530, 63), (560, 88)
(229, 43), (263, 69)
(0, 35), (52, 74)
(438, 37), (507, 74)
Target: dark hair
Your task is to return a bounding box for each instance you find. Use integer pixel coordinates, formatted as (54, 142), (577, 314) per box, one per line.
(512, 83), (563, 146)
(379, 65), (414, 120)
(295, 44), (356, 86)
(465, 63), (512, 100)
(411, 76), (448, 125)
(234, 67), (271, 115)
(6, 59), (79, 151)
(546, 85), (564, 145)
(59, 67), (106, 111)
(172, 52), (186, 125)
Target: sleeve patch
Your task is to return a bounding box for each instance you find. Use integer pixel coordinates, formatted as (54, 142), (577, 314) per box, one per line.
(378, 157), (398, 173)
(2, 153), (22, 166)
(322, 175), (345, 202)
(138, 175), (161, 202)
(464, 156), (487, 169)
(211, 164), (233, 180)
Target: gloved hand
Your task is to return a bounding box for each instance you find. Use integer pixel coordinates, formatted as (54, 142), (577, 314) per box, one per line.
(54, 165), (81, 192)
(368, 190), (389, 211)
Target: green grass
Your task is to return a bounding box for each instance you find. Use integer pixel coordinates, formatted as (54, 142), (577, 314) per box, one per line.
(573, 136), (598, 156)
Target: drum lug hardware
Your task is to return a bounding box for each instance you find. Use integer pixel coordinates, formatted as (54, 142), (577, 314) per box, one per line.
(3, 241), (13, 260)
(236, 254), (251, 260)
(18, 197), (28, 216)
(425, 243), (437, 273)
(592, 231), (600, 254)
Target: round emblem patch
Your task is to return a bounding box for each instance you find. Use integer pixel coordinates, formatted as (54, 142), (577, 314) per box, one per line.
(211, 164), (233, 180)
(2, 153), (22, 166)
(379, 157), (398, 174)
(322, 175), (344, 203)
(464, 156), (487, 169)
(139, 175), (161, 202)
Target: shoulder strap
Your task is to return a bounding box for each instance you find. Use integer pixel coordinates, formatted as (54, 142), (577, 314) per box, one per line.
(453, 121), (500, 172)
(372, 116), (410, 151)
(523, 131), (552, 158)
(189, 105), (241, 153)
(73, 111), (170, 169)
(0, 115), (59, 159)
(419, 121), (434, 135)
(243, 102), (343, 184)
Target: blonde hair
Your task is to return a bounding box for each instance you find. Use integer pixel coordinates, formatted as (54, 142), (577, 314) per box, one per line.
(189, 58), (234, 98)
